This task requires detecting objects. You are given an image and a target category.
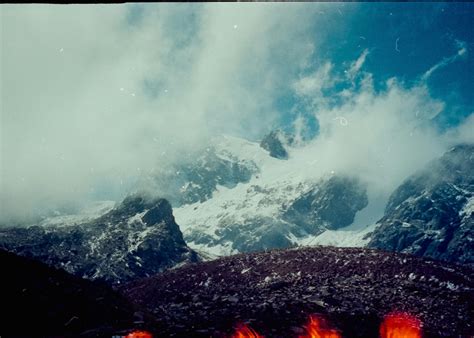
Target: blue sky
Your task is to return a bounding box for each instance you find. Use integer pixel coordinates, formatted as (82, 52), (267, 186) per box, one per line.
(275, 2), (474, 134)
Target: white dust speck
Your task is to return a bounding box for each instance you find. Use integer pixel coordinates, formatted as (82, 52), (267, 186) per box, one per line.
(335, 116), (348, 126)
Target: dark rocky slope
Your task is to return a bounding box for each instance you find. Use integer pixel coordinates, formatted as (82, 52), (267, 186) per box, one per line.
(368, 144), (474, 265)
(260, 130), (292, 159)
(122, 246), (473, 338)
(0, 249), (150, 338)
(0, 195), (198, 284)
(154, 147), (259, 206)
(283, 175), (368, 233)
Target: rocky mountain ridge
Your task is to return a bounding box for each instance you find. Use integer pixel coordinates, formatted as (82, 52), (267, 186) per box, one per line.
(0, 195), (198, 284)
(368, 144), (474, 265)
(1, 136), (472, 286)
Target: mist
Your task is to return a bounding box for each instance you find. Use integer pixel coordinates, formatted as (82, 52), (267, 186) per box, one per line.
(292, 48), (472, 199)
(0, 3), (334, 223)
(1, 4), (472, 224)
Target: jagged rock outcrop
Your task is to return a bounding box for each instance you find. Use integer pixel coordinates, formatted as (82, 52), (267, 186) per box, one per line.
(368, 144), (474, 265)
(177, 149), (258, 205)
(154, 147), (259, 206)
(283, 175), (368, 234)
(260, 130), (292, 160)
(0, 195), (198, 284)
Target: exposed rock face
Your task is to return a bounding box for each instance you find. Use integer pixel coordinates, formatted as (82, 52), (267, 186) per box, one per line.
(283, 176), (368, 234)
(210, 216), (298, 253)
(182, 175), (368, 255)
(0, 249), (146, 337)
(260, 130), (292, 160)
(185, 216), (307, 256)
(177, 149), (258, 205)
(368, 144), (474, 266)
(122, 246), (474, 338)
(173, 140), (472, 264)
(156, 147), (259, 206)
(0, 195), (198, 284)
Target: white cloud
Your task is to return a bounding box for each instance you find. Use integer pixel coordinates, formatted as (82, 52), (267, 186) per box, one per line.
(421, 39), (468, 81)
(310, 80), (446, 194)
(1, 3), (332, 222)
(346, 48), (369, 81)
(443, 112), (474, 145)
(293, 62), (334, 97)
(292, 50), (472, 202)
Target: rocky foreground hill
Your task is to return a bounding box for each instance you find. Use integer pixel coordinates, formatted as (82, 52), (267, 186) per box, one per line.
(123, 246), (474, 338)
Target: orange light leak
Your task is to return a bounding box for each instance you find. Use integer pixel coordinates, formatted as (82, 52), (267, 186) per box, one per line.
(231, 323), (264, 338)
(299, 314), (342, 338)
(380, 312), (422, 338)
(126, 330), (153, 338)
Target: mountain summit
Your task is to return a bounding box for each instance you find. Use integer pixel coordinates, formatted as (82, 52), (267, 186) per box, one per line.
(368, 144), (474, 265)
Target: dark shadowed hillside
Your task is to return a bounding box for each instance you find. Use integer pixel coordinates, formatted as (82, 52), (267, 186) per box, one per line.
(0, 249), (151, 337)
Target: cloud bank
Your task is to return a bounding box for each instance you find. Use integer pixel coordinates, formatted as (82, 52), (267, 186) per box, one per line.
(292, 48), (473, 200)
(1, 3), (332, 223)
(1, 4), (472, 225)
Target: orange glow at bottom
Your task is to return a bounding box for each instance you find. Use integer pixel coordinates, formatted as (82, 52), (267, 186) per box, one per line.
(126, 330), (153, 338)
(231, 323), (264, 338)
(299, 314), (342, 338)
(380, 312), (422, 338)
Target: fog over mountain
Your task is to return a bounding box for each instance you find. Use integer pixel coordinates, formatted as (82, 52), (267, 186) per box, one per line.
(1, 3), (473, 226)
